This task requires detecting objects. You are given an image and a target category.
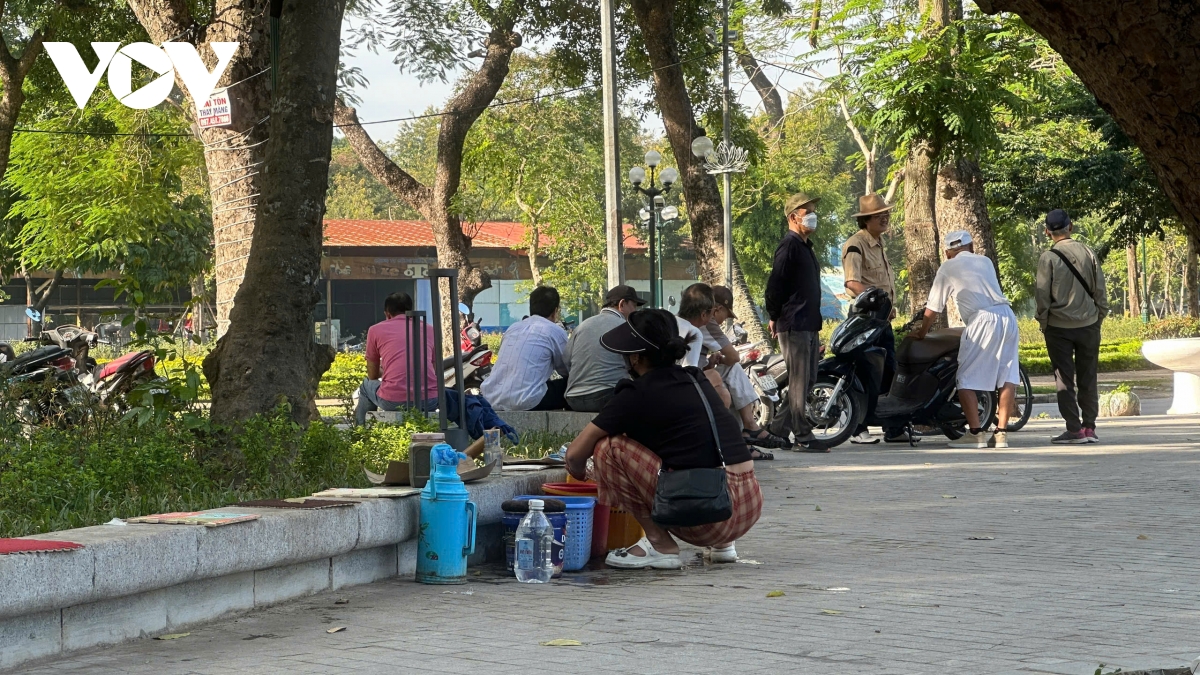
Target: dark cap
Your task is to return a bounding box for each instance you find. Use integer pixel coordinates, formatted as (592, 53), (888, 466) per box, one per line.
(712, 285), (737, 319)
(1046, 209), (1072, 231)
(603, 284), (646, 308)
(600, 320), (658, 354)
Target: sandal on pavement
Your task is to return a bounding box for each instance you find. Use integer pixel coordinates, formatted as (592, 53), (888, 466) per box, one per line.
(748, 447), (775, 461)
(743, 429), (791, 449)
(605, 537), (683, 570)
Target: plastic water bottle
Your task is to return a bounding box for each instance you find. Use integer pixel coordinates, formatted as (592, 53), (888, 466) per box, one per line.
(514, 499), (554, 583)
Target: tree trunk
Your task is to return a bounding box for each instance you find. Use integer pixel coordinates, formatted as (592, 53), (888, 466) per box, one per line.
(936, 156), (999, 274)
(129, 0), (273, 337)
(736, 49), (784, 136)
(22, 269), (62, 336)
(527, 223), (543, 287)
(974, 0), (1200, 247)
(0, 19), (49, 183)
(1126, 242), (1141, 318)
(903, 139), (941, 315)
(334, 23), (518, 348)
(629, 0), (769, 348)
(202, 0), (342, 426)
(1187, 229), (1199, 318)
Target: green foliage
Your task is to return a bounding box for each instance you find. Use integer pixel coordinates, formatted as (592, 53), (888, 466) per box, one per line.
(1016, 339), (1149, 375)
(1143, 316), (1200, 340)
(1, 94), (210, 303)
(325, 138), (416, 220)
(319, 352), (370, 400)
(0, 404), (437, 538)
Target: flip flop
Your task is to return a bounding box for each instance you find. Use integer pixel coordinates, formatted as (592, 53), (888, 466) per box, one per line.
(743, 429), (791, 449)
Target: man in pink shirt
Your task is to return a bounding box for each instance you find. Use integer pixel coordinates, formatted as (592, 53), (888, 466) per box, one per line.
(355, 292), (439, 425)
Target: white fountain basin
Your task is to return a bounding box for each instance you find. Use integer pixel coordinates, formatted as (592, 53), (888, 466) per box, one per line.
(1142, 338), (1200, 415)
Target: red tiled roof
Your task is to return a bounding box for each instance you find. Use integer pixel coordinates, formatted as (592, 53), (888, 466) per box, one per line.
(323, 219), (658, 251)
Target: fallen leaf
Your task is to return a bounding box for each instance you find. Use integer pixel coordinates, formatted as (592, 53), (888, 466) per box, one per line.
(540, 639), (583, 647)
(334, 598), (349, 605)
(941, 495), (956, 499)
(1137, 534), (1149, 540)
(814, 506), (821, 511)
(820, 609), (842, 615)
(766, 590), (785, 598)
(155, 633), (189, 641)
(967, 536), (994, 541)
(924, 462), (932, 466)
(327, 627), (347, 634)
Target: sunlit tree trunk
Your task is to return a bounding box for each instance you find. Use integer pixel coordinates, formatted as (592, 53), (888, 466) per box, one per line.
(936, 156), (999, 274)
(904, 140), (941, 315)
(1126, 242), (1141, 318)
(1187, 229), (1199, 318)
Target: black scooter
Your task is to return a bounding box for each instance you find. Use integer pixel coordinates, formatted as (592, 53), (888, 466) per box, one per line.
(805, 288), (995, 450)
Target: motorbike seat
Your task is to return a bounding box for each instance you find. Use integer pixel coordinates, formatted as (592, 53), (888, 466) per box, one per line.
(897, 328), (963, 364)
(1, 345), (70, 375)
(97, 351), (153, 380)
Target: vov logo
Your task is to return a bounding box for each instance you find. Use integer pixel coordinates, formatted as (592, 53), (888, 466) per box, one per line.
(43, 42), (239, 110)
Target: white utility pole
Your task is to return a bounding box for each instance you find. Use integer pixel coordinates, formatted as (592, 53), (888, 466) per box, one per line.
(601, 0), (624, 288)
(721, 0), (734, 287)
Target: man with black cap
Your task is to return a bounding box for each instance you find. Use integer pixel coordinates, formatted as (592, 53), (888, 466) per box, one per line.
(764, 192), (824, 450)
(1036, 209), (1109, 444)
(563, 284), (646, 412)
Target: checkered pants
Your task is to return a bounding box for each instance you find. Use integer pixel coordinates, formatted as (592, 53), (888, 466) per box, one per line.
(593, 435), (764, 548)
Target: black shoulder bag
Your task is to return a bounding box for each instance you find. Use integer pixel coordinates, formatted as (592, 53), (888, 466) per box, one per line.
(1050, 247), (1094, 300)
(651, 372), (734, 528)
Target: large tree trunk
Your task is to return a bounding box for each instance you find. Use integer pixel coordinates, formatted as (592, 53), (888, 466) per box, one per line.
(334, 24), (520, 348)
(629, 0), (769, 347)
(1187, 229), (1199, 318)
(974, 0), (1200, 246)
(903, 140), (941, 315)
(1126, 242), (1141, 318)
(0, 21), (48, 183)
(202, 0), (342, 426)
(936, 156), (999, 274)
(129, 0), (273, 337)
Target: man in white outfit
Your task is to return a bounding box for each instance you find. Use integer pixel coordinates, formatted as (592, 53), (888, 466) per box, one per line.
(911, 230), (1020, 449)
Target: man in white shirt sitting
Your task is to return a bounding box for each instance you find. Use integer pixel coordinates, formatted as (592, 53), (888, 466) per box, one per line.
(481, 286), (569, 411)
(910, 231), (1020, 450)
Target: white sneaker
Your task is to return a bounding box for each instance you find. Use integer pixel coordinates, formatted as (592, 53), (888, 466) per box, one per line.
(707, 543), (738, 563)
(605, 537), (683, 570)
(988, 430), (1008, 448)
(850, 431), (880, 444)
(948, 431), (988, 449)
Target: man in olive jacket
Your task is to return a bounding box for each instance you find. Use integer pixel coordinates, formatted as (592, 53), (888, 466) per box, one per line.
(1035, 209), (1109, 445)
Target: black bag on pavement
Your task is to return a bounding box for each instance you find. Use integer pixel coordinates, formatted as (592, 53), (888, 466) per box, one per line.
(651, 372), (733, 528)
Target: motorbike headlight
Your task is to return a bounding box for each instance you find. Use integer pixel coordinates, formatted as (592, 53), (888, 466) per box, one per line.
(847, 327), (881, 351)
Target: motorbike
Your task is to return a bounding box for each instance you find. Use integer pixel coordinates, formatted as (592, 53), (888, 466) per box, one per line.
(34, 325), (160, 411)
(0, 342), (86, 424)
(444, 303), (493, 394)
(730, 322), (782, 428)
(804, 288), (995, 451)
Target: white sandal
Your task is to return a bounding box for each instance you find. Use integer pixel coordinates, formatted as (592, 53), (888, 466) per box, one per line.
(605, 536), (683, 570)
(706, 543), (738, 563)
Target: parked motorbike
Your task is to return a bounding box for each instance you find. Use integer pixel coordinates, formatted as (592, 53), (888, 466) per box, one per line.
(730, 323), (783, 428)
(804, 288), (995, 450)
(35, 325), (159, 411)
(0, 343), (86, 424)
(444, 303), (493, 394)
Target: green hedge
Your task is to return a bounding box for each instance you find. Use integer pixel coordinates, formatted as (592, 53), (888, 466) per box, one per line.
(1018, 339), (1150, 375)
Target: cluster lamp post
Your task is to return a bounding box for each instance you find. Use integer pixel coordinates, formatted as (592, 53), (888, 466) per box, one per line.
(629, 150), (679, 309)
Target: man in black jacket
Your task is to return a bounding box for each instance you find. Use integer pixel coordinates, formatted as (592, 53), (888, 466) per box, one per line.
(765, 193), (825, 451)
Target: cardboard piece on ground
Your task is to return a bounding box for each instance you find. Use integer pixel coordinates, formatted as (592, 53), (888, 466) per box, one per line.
(364, 458), (498, 486)
(503, 457), (565, 467)
(126, 512), (259, 527)
(233, 498), (358, 510)
(312, 486), (422, 499)
(0, 539), (84, 555)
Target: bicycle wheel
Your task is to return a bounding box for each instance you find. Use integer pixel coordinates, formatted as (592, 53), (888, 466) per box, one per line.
(994, 365), (1034, 432)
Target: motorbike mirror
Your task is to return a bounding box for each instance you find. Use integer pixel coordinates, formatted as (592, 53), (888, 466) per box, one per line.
(458, 302), (470, 316)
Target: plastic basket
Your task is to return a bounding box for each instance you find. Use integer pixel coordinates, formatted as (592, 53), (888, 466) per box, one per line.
(541, 482), (643, 556)
(519, 494), (594, 571)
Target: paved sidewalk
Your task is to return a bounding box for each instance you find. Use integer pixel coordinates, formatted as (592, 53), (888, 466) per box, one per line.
(25, 415), (1200, 675)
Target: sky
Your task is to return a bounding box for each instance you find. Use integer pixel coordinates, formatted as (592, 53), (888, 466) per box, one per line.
(338, 17), (822, 146)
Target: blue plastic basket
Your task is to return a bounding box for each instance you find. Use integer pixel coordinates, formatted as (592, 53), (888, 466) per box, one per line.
(517, 495), (595, 571)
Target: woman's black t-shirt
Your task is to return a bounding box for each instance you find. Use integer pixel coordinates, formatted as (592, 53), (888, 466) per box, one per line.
(590, 365), (752, 470)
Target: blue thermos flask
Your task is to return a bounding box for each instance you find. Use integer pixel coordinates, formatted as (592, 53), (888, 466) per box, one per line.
(416, 443), (477, 584)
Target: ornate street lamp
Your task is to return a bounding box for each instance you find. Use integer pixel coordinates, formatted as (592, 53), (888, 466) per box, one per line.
(630, 151), (679, 308)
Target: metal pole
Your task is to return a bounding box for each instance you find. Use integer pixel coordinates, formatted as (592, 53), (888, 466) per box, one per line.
(601, 0), (624, 288)
(656, 218), (664, 305)
(649, 207), (658, 308)
(325, 277), (332, 345)
(721, 0), (733, 287)
(1141, 235), (1149, 323)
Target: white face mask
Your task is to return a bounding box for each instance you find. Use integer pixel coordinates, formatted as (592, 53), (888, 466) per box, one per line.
(802, 212), (819, 231)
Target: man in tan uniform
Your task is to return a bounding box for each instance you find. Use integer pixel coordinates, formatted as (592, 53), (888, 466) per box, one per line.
(840, 194), (911, 443)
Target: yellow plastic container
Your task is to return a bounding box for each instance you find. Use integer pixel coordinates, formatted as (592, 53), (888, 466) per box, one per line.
(542, 482), (644, 553)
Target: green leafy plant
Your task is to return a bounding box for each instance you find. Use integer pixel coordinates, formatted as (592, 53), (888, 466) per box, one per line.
(1143, 316), (1200, 340)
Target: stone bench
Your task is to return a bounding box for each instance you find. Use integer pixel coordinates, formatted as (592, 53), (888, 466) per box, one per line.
(0, 470), (564, 671)
(367, 410), (596, 438)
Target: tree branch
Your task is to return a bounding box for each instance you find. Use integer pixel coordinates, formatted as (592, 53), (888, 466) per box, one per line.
(736, 49), (784, 131)
(333, 99), (433, 215)
(885, 168), (905, 203)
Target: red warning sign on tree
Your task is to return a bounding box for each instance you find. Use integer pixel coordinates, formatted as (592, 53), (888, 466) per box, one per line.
(197, 88), (232, 128)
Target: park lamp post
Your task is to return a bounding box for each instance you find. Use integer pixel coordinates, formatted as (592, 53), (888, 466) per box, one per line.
(691, 135), (749, 289)
(630, 150), (679, 308)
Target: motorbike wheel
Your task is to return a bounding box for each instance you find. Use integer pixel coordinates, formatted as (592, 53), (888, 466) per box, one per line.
(804, 376), (866, 450)
(941, 390), (998, 440)
(992, 365), (1033, 432)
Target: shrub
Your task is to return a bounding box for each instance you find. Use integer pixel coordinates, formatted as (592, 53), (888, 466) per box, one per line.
(1143, 316), (1200, 340)
(319, 351), (367, 400)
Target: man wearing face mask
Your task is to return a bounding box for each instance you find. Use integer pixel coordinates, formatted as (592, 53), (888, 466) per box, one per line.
(840, 193), (914, 444)
(764, 192), (825, 451)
